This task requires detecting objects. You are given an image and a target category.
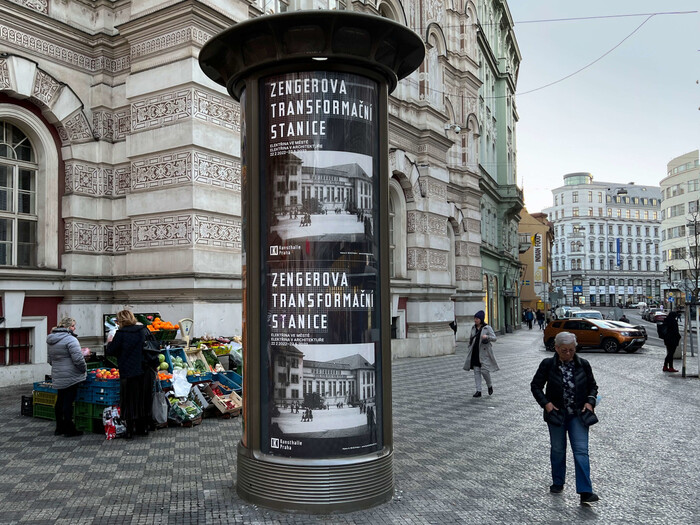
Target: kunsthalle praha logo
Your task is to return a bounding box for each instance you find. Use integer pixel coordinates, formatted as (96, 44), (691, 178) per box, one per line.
(270, 245), (279, 255)
(271, 437), (280, 448)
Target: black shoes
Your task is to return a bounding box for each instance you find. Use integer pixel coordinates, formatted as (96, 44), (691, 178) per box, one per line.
(488, 386), (493, 396)
(550, 484), (564, 493)
(473, 391), (482, 397)
(580, 492), (599, 504)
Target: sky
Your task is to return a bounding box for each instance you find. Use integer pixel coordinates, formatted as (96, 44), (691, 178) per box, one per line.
(507, 1), (698, 214)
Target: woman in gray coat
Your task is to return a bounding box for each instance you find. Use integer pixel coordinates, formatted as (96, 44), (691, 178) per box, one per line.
(47, 317), (86, 437)
(464, 310), (499, 397)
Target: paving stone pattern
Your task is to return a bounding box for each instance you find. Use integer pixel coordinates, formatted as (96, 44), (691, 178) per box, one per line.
(0, 328), (698, 524)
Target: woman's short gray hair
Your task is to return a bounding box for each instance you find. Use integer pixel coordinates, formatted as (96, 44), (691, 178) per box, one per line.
(57, 317), (76, 329)
(555, 331), (577, 347)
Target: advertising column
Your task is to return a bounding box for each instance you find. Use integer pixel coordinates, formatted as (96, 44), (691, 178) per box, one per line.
(261, 72), (382, 458)
(198, 10), (425, 513)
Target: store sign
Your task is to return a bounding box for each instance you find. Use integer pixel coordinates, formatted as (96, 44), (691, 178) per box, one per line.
(598, 286), (606, 295)
(260, 71), (381, 458)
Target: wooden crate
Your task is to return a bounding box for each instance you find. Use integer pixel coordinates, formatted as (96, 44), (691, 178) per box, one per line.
(204, 385), (242, 416)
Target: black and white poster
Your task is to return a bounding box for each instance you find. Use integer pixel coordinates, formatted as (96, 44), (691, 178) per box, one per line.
(259, 71), (382, 458)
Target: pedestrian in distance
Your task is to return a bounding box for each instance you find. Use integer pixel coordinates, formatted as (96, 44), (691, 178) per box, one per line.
(619, 314), (630, 323)
(531, 331), (600, 505)
(525, 308), (535, 330)
(536, 309), (546, 330)
(659, 311), (680, 373)
(463, 310), (499, 397)
(106, 309), (150, 439)
(47, 317), (87, 437)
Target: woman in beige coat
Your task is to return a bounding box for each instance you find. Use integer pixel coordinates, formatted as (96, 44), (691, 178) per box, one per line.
(464, 310), (499, 397)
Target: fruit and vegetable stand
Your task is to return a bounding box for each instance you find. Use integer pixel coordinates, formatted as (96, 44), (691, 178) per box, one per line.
(27, 316), (244, 437)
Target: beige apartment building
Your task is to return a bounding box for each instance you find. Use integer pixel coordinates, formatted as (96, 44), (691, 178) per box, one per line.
(518, 209), (554, 315)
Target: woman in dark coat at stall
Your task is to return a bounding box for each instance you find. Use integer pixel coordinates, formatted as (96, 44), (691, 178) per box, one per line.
(106, 309), (149, 438)
(47, 317), (87, 437)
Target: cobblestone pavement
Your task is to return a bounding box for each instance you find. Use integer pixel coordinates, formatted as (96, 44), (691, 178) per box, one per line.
(1, 327), (698, 524)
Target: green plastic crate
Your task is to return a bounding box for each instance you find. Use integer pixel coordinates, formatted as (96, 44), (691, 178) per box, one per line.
(75, 416), (103, 434)
(33, 403), (56, 420)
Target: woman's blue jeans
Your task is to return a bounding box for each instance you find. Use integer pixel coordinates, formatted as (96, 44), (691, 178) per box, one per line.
(547, 413), (593, 493)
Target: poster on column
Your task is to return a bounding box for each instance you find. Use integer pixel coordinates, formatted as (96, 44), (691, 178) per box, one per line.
(260, 71), (382, 458)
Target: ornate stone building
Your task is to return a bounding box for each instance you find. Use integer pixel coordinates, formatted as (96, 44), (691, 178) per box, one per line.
(0, 0), (519, 385)
(475, 0), (522, 333)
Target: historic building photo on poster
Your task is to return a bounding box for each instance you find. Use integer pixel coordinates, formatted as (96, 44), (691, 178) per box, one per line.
(260, 71), (382, 458)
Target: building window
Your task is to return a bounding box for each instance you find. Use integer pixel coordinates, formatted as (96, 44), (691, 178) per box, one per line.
(0, 328), (32, 365)
(572, 208), (579, 217)
(0, 122), (37, 267)
(572, 192), (578, 203)
(588, 207), (593, 216)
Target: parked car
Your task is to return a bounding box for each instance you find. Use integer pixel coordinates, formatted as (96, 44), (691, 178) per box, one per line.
(607, 320), (648, 341)
(569, 310), (604, 320)
(647, 310), (667, 323)
(543, 318), (647, 353)
(553, 306), (581, 319)
(630, 302), (647, 309)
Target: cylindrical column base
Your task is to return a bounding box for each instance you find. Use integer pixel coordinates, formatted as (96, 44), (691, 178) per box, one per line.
(236, 443), (394, 513)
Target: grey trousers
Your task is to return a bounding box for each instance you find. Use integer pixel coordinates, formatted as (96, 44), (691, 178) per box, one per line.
(473, 367), (492, 392)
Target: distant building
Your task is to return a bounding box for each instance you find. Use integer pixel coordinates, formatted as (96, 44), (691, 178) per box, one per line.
(544, 173), (662, 308)
(518, 209), (554, 314)
(660, 150), (700, 307)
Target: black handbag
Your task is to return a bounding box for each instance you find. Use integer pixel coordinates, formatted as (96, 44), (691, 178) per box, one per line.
(544, 408), (565, 426)
(142, 328), (162, 370)
(579, 409), (599, 427)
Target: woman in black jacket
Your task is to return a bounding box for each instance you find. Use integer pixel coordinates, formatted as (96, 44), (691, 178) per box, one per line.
(531, 331), (599, 505)
(660, 311), (680, 373)
(106, 309), (149, 438)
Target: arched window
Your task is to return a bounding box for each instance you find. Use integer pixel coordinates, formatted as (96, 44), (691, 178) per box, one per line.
(447, 224), (456, 286)
(0, 121), (38, 266)
(388, 179), (406, 278)
(388, 194), (395, 278)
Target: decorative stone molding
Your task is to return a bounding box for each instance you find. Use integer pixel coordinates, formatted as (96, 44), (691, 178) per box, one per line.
(0, 59), (10, 89)
(428, 215), (445, 235)
(467, 266), (481, 280)
(101, 224), (114, 253)
(194, 215), (241, 249)
(455, 265), (468, 281)
(133, 215), (192, 249)
(64, 221), (100, 253)
(428, 249), (448, 270)
(131, 90), (192, 132)
(193, 90), (240, 132)
(63, 111), (94, 143)
(114, 222), (131, 253)
(455, 240), (468, 256)
(92, 111), (114, 142)
(8, 0), (48, 15)
(424, 179), (447, 200)
(407, 248), (428, 270)
(466, 218), (480, 233)
(131, 27), (212, 60)
(132, 151), (192, 191)
(193, 152), (241, 191)
(114, 165), (131, 196)
(31, 69), (60, 108)
(65, 162), (100, 196)
(0, 24), (130, 73)
(112, 111), (128, 140)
